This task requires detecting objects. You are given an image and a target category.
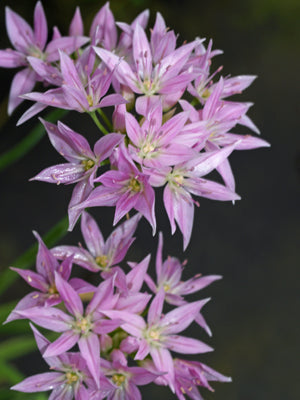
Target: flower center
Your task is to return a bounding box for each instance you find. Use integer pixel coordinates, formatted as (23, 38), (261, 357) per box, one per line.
(75, 317), (92, 335)
(128, 177), (142, 192)
(65, 372), (79, 385)
(173, 175), (184, 186)
(86, 94), (94, 107)
(112, 374), (126, 386)
(28, 46), (44, 60)
(95, 255), (108, 269)
(163, 283), (171, 292)
(48, 284), (58, 295)
(148, 328), (160, 340)
(201, 88), (211, 99)
(81, 159), (95, 171)
(142, 143), (155, 154)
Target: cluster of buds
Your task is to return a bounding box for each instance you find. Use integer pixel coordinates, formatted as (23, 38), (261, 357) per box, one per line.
(1, 1), (269, 399)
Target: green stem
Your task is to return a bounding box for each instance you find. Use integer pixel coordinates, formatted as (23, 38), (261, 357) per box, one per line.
(0, 109), (67, 173)
(0, 215), (69, 297)
(90, 111), (109, 135)
(97, 108), (113, 131)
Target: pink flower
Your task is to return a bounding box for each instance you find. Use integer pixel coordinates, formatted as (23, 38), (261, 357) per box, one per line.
(103, 290), (212, 390)
(72, 144), (156, 234)
(0, 1), (88, 114)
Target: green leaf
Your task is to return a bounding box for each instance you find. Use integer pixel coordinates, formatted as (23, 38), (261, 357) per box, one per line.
(0, 300), (17, 321)
(0, 109), (66, 173)
(0, 320), (31, 336)
(0, 362), (23, 384)
(0, 336), (37, 361)
(0, 389), (48, 400)
(0, 331), (59, 361)
(0, 215), (69, 297)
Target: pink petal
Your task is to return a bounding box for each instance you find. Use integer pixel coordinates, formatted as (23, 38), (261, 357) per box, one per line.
(17, 102), (47, 126)
(69, 7), (84, 36)
(5, 7), (34, 52)
(55, 272), (83, 316)
(11, 372), (63, 393)
(165, 335), (213, 354)
(44, 331), (79, 357)
(161, 299), (210, 335)
(135, 338), (151, 360)
(45, 36), (90, 62)
(10, 267), (48, 292)
(150, 347), (175, 389)
(8, 68), (36, 115)
(94, 133), (123, 160)
(80, 212), (104, 257)
(0, 49), (26, 68)
(133, 24), (152, 79)
(15, 307), (72, 332)
(34, 1), (48, 49)
(31, 163), (85, 185)
(148, 289), (165, 326)
(78, 334), (101, 388)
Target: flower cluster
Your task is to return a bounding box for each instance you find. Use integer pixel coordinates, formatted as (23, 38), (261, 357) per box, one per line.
(1, 2), (268, 399)
(7, 214), (230, 399)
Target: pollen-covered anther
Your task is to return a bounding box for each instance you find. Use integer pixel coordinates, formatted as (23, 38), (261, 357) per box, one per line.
(81, 159), (95, 171)
(95, 254), (108, 268)
(48, 284), (58, 295)
(86, 94), (93, 107)
(112, 374), (126, 386)
(174, 175), (184, 186)
(149, 329), (160, 340)
(143, 79), (152, 91)
(65, 372), (79, 385)
(201, 88), (211, 99)
(75, 317), (91, 334)
(163, 283), (170, 292)
(128, 177), (142, 192)
(142, 143), (155, 154)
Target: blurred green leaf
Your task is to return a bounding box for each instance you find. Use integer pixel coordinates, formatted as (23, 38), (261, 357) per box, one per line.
(0, 300), (17, 322)
(0, 320), (32, 336)
(0, 336), (37, 361)
(0, 109), (66, 173)
(0, 362), (23, 385)
(0, 384), (48, 400)
(0, 332), (59, 361)
(0, 215), (68, 297)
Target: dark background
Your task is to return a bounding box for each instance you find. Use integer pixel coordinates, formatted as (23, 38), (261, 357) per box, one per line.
(0, 0), (299, 399)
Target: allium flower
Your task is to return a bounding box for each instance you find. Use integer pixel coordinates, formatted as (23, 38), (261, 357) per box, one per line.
(103, 290), (212, 390)
(125, 100), (194, 168)
(173, 358), (231, 400)
(94, 23), (199, 114)
(14, 274), (121, 388)
(11, 324), (100, 399)
(20, 50), (126, 121)
(149, 144), (241, 248)
(144, 232), (221, 335)
(0, 1), (89, 114)
(99, 349), (160, 400)
(72, 144), (156, 233)
(89, 2), (118, 51)
(52, 211), (140, 273)
(180, 77), (270, 189)
(30, 119), (123, 230)
(32, 120), (122, 186)
(5, 231), (73, 323)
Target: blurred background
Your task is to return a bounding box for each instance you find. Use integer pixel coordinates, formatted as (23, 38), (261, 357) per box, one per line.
(0, 0), (299, 399)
